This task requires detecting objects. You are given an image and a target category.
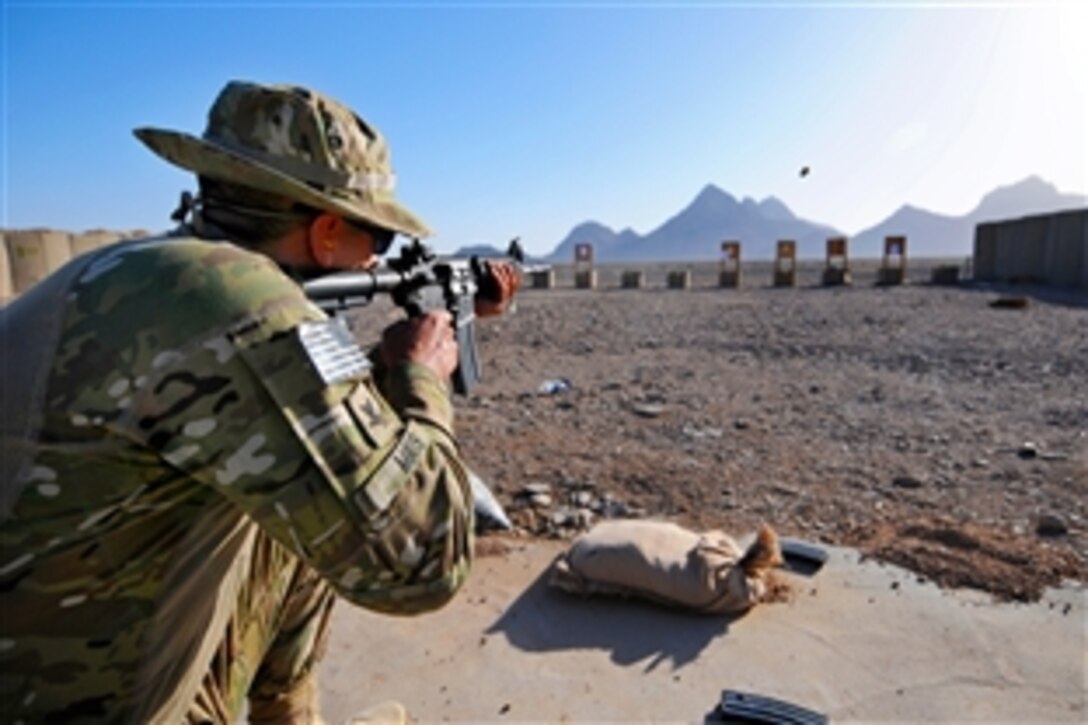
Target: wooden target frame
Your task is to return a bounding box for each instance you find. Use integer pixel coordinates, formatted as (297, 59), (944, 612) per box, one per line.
(774, 240), (797, 287)
(879, 235), (907, 285)
(822, 236), (852, 286)
(719, 240), (741, 288)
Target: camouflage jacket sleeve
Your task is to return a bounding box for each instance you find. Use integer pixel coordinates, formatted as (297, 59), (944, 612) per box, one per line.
(116, 243), (474, 615)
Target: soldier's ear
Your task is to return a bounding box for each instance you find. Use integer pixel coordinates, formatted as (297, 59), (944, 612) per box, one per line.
(307, 213), (344, 268)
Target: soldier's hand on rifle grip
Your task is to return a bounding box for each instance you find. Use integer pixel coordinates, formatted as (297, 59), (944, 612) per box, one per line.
(379, 310), (459, 381)
(474, 261), (521, 318)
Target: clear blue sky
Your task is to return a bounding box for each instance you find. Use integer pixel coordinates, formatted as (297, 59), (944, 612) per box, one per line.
(3, 1), (1086, 255)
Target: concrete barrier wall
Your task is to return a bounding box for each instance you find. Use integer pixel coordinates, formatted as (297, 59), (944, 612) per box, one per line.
(974, 223), (997, 280)
(1083, 217), (1088, 290)
(999, 217), (1046, 281)
(1043, 211), (1086, 288)
(974, 209), (1088, 288)
(7, 229), (73, 296)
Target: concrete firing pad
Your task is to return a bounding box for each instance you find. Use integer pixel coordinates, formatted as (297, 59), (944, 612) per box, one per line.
(318, 539), (1086, 723)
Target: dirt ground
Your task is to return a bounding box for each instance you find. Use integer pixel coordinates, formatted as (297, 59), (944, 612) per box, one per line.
(354, 259), (1087, 603)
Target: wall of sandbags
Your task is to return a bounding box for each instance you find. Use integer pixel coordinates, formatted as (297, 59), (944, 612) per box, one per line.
(0, 229), (129, 304)
(0, 232), (10, 303)
(973, 209), (1088, 288)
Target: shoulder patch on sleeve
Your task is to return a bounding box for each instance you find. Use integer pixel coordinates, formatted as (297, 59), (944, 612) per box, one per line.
(356, 423), (427, 514)
(298, 318), (372, 385)
(346, 382), (400, 450)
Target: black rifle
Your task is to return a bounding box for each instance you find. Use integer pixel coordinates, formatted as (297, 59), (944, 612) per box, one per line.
(303, 239), (530, 395)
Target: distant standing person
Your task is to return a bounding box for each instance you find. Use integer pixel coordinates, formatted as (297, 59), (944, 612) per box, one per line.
(0, 80), (518, 723)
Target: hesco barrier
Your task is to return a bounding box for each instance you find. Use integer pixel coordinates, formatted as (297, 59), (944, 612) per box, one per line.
(1, 229), (149, 303)
(7, 230), (73, 296)
(1, 233), (12, 303)
(974, 208), (1088, 288)
(71, 230), (122, 258)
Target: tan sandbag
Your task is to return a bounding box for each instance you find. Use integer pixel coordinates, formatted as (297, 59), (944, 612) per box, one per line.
(551, 520), (782, 615)
(7, 229), (72, 295)
(0, 232), (12, 303)
(70, 229), (121, 257)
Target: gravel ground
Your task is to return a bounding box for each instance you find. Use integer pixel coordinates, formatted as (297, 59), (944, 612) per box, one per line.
(354, 260), (1088, 602)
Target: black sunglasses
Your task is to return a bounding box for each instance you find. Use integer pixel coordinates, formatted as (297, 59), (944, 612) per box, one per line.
(348, 218), (396, 256)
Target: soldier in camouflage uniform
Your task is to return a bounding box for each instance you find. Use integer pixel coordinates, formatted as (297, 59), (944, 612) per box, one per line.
(0, 81), (519, 723)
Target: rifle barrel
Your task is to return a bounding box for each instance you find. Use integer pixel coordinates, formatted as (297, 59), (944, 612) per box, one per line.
(302, 268), (405, 303)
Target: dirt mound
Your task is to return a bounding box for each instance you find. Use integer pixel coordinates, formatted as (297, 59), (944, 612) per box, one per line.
(844, 517), (1083, 602)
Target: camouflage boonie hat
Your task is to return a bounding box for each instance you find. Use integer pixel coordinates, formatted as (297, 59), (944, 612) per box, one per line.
(134, 81), (431, 238)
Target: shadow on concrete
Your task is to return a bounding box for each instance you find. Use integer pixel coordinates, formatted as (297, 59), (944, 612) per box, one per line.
(484, 569), (743, 673)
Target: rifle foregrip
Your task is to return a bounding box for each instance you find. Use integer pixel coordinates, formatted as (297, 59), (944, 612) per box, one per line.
(473, 258), (503, 305)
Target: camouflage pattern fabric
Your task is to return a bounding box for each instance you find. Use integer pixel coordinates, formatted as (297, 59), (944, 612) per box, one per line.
(188, 527), (336, 724)
(0, 236), (474, 722)
(135, 81), (432, 239)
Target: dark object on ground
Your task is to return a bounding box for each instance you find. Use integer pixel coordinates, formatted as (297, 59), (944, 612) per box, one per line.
(1036, 514), (1069, 538)
(1017, 442), (1038, 459)
(892, 475), (925, 489)
(990, 296), (1030, 309)
(779, 539), (829, 577)
(709, 690), (828, 724)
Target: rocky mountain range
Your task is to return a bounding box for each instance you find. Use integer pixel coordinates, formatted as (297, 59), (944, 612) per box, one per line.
(539, 176), (1086, 262)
